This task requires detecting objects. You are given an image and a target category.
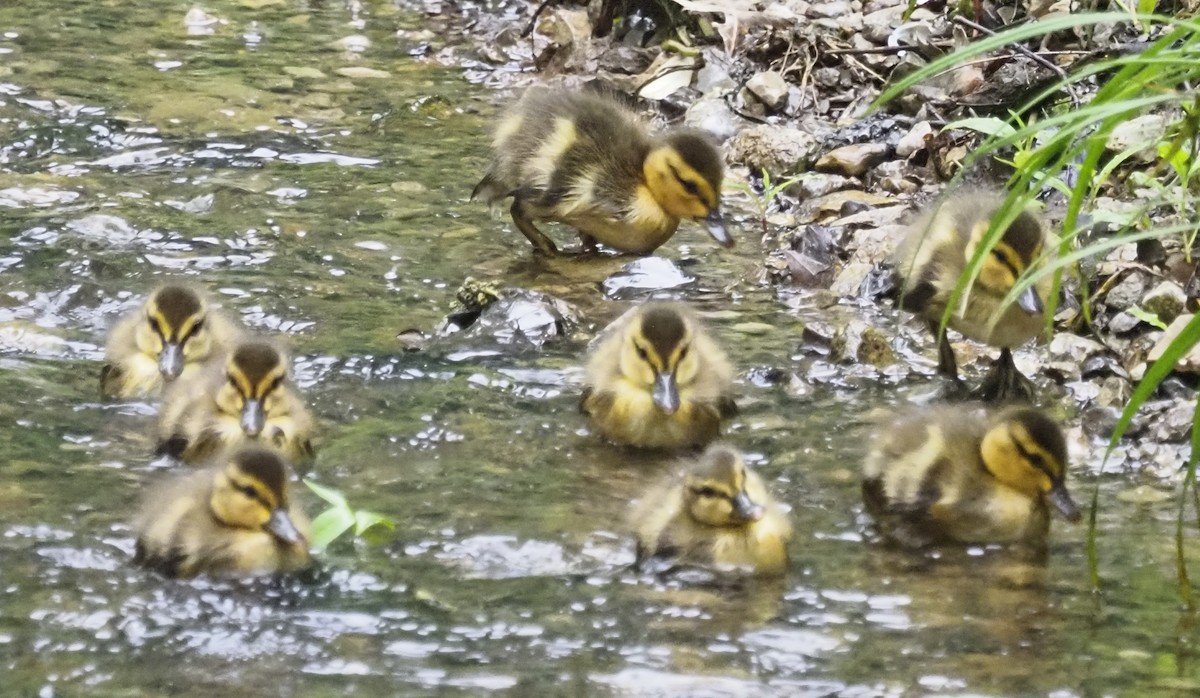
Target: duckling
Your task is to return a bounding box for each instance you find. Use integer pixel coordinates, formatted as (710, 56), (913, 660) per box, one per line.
(156, 339), (315, 464)
(471, 87), (732, 256)
(632, 444), (792, 576)
(134, 446), (311, 578)
(894, 189), (1055, 402)
(581, 301), (736, 449)
(100, 284), (243, 399)
(862, 405), (1081, 548)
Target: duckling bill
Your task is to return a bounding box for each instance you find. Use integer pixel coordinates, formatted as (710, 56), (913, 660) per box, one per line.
(100, 284), (242, 399)
(134, 446), (311, 578)
(894, 189), (1054, 402)
(156, 339), (315, 464)
(632, 444), (792, 577)
(472, 87), (731, 255)
(581, 301), (736, 449)
(862, 405), (1080, 548)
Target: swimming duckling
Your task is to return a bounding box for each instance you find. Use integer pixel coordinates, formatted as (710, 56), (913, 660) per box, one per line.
(862, 405), (1080, 548)
(894, 189), (1055, 402)
(471, 87), (732, 256)
(134, 446), (311, 578)
(632, 444), (792, 576)
(581, 301), (735, 449)
(156, 339), (315, 464)
(100, 284), (242, 399)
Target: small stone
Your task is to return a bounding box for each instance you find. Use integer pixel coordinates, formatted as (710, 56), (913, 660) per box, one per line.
(896, 120), (933, 157)
(1147, 314), (1200, 373)
(335, 66), (390, 79)
(815, 143), (891, 177)
(1107, 311), (1140, 334)
(731, 322), (776, 335)
(1104, 271), (1150, 309)
(808, 1), (852, 18)
(746, 71), (790, 110)
(726, 125), (820, 174)
(1105, 114), (1170, 162)
(862, 5), (905, 43)
(1141, 281), (1186, 323)
(684, 96), (740, 142)
(787, 172), (856, 199)
(283, 66), (326, 80)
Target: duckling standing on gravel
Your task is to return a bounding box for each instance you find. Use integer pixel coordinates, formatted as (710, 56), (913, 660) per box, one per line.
(894, 189), (1056, 402)
(472, 87), (731, 255)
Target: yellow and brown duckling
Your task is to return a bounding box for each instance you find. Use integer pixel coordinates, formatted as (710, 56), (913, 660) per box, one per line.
(471, 87), (731, 256)
(100, 284), (242, 399)
(134, 446), (311, 578)
(894, 189), (1055, 402)
(862, 405), (1081, 548)
(581, 301), (735, 450)
(632, 444), (792, 577)
(156, 339), (315, 464)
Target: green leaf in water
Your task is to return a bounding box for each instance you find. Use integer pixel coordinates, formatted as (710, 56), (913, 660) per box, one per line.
(944, 116), (1018, 138)
(305, 479), (349, 509)
(355, 509), (396, 536)
(310, 506), (356, 552)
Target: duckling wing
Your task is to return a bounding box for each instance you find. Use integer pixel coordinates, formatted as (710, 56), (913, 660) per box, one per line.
(99, 363), (124, 397)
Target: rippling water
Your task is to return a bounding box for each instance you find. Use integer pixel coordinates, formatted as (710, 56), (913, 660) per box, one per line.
(0, 1), (1196, 696)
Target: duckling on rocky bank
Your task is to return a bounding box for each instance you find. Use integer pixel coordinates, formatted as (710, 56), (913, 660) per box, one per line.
(581, 301), (735, 449)
(862, 404), (1080, 548)
(632, 443), (792, 577)
(134, 446), (311, 578)
(894, 189), (1055, 402)
(471, 87), (731, 256)
(156, 339), (315, 464)
(100, 284), (242, 399)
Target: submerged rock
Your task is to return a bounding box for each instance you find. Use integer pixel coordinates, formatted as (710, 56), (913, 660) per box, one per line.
(1141, 281), (1186, 324)
(437, 278), (578, 350)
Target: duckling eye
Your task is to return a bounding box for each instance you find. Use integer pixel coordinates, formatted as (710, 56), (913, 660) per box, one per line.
(635, 346), (649, 362)
(239, 484), (259, 500)
(681, 179), (700, 197)
(678, 346), (689, 362)
(991, 249), (1008, 264)
(187, 318), (205, 337)
(693, 486), (720, 498)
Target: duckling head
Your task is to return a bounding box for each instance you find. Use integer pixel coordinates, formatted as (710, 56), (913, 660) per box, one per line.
(965, 207), (1046, 315)
(209, 447), (305, 545)
(134, 285), (212, 380)
(643, 131), (731, 247)
(619, 303), (701, 415)
(980, 408), (1080, 522)
(684, 444), (765, 527)
(215, 341), (290, 438)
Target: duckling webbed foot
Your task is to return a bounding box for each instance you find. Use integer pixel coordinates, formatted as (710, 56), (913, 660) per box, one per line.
(510, 200), (559, 256)
(972, 348), (1036, 403)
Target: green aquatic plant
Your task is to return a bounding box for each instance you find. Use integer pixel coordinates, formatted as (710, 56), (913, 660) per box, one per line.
(875, 11), (1200, 600)
(303, 480), (395, 551)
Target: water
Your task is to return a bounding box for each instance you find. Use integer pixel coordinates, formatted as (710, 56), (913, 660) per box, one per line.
(0, 1), (1197, 695)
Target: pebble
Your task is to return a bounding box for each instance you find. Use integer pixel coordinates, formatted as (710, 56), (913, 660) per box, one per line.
(726, 125), (819, 174)
(746, 71), (790, 110)
(895, 120), (933, 157)
(790, 172), (856, 199)
(815, 143), (890, 177)
(1140, 281), (1186, 323)
(684, 96), (741, 142)
(1105, 114), (1170, 162)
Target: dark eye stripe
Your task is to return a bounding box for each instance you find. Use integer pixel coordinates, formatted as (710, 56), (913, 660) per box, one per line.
(666, 164), (704, 200)
(1015, 441), (1055, 477)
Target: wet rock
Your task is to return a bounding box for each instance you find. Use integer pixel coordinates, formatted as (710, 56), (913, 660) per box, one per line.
(601, 257), (694, 299)
(862, 5), (905, 43)
(284, 66), (326, 80)
(684, 96), (740, 143)
(1107, 311), (1140, 334)
(441, 288), (578, 350)
(1104, 271), (1150, 309)
(855, 325), (895, 367)
(726, 125), (819, 174)
(1147, 314), (1200, 373)
(1095, 376), (1131, 408)
(765, 249), (833, 288)
(1105, 114), (1170, 162)
(815, 143), (891, 177)
(830, 262), (872, 297)
(809, 0), (853, 18)
(1048, 333), (1107, 363)
(873, 160), (919, 194)
(1141, 281), (1186, 323)
(336, 67), (390, 79)
(787, 172), (857, 199)
(895, 120), (933, 158)
(746, 71), (789, 110)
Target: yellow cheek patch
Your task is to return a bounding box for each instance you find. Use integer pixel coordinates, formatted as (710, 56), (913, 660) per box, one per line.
(493, 113), (524, 148)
